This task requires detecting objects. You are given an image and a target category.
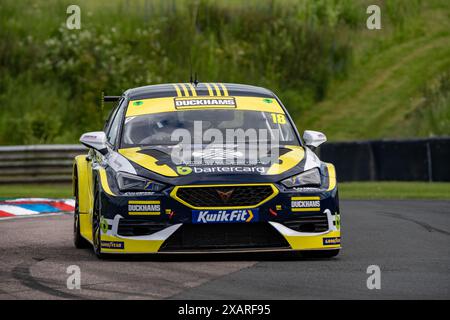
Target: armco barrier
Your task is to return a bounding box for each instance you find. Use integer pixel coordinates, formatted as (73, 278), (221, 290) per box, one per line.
(0, 144), (86, 184)
(0, 138), (449, 183)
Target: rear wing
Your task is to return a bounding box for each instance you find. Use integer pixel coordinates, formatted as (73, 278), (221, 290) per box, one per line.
(103, 95), (121, 102)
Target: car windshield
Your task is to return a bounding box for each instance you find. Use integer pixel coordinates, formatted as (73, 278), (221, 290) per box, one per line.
(121, 109), (299, 148)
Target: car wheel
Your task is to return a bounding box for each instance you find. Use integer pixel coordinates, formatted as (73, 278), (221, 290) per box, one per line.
(92, 186), (106, 259)
(74, 179), (90, 249)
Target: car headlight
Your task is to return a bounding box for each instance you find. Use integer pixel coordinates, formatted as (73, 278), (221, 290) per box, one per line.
(281, 168), (321, 188)
(116, 172), (166, 192)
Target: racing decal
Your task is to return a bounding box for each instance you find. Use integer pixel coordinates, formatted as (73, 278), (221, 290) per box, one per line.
(176, 166), (193, 175)
(125, 96), (285, 117)
(266, 146), (305, 175)
(291, 196), (321, 212)
(174, 97), (236, 109)
(101, 241), (125, 249)
(0, 198), (75, 218)
(128, 200), (161, 215)
(192, 209), (259, 224)
(323, 237), (340, 245)
(119, 148), (178, 177)
(100, 217), (109, 233)
(333, 213), (341, 230)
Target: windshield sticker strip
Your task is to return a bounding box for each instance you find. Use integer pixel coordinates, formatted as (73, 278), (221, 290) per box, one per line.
(174, 97), (237, 109)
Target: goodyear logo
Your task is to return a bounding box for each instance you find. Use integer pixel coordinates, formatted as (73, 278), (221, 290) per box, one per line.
(323, 237), (340, 246)
(291, 196), (320, 212)
(192, 209), (259, 224)
(101, 241), (124, 249)
(128, 200), (161, 215)
(174, 97), (236, 109)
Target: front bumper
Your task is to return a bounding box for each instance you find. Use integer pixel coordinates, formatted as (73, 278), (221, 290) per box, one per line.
(98, 183), (341, 254)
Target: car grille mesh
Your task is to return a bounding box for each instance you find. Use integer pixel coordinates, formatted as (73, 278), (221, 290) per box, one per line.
(282, 214), (329, 233)
(117, 219), (170, 237)
(160, 223), (290, 251)
(175, 185), (274, 208)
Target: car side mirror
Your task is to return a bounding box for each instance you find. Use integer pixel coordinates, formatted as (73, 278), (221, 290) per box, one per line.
(303, 130), (327, 149)
(80, 131), (108, 155)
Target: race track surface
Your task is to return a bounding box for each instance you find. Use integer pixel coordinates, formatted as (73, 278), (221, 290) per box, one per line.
(0, 200), (449, 300)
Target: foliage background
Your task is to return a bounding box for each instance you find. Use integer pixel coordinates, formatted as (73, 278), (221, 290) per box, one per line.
(0, 0), (449, 145)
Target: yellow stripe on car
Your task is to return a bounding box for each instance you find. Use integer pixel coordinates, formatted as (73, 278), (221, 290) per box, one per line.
(187, 83), (197, 96)
(212, 83), (222, 96)
(204, 83), (214, 96)
(99, 168), (115, 196)
(118, 148), (178, 177)
(179, 83), (190, 97)
(266, 146), (305, 175)
(326, 163), (337, 191)
(172, 84), (182, 97)
(219, 83), (229, 96)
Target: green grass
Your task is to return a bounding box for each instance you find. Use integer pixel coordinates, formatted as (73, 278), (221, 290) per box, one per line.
(0, 184), (73, 199)
(298, 0), (450, 140)
(0, 182), (449, 200)
(340, 182), (450, 200)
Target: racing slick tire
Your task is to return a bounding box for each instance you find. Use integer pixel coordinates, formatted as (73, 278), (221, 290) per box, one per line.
(73, 177), (90, 249)
(92, 182), (107, 259)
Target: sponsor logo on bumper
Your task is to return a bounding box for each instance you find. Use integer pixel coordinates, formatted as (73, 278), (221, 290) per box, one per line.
(192, 209), (258, 224)
(323, 237), (340, 245)
(291, 196), (320, 212)
(128, 200), (161, 215)
(101, 241), (125, 249)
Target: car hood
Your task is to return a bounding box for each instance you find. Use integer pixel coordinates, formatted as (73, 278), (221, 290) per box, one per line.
(117, 144), (321, 184)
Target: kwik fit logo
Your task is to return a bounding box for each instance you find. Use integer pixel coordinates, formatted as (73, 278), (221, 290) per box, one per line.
(192, 209), (259, 224)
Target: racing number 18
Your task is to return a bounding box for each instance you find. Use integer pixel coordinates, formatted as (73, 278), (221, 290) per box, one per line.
(271, 113), (286, 124)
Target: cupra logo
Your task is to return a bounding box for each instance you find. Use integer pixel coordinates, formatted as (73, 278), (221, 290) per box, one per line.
(217, 189), (234, 202)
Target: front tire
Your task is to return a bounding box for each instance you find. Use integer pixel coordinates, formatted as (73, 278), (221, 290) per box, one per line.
(92, 184), (106, 259)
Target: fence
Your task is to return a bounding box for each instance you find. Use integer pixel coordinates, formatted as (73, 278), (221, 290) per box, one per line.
(0, 138), (449, 183)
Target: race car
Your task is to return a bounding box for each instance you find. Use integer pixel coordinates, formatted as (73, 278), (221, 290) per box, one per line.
(73, 82), (341, 258)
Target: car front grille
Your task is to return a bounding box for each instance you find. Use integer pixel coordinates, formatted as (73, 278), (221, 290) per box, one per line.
(282, 214), (329, 233)
(160, 223), (290, 251)
(174, 185), (275, 208)
(117, 219), (170, 237)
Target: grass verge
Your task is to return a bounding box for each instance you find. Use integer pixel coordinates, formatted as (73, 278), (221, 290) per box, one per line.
(0, 182), (449, 200)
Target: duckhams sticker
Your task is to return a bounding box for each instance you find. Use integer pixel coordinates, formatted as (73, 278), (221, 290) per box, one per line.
(128, 200), (161, 215)
(192, 209), (258, 224)
(174, 97), (236, 109)
(291, 196), (320, 212)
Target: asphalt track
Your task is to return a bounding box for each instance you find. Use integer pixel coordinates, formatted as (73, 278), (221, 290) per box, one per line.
(0, 200), (449, 300)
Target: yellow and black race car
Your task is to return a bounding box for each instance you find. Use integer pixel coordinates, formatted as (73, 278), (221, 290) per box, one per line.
(73, 83), (341, 258)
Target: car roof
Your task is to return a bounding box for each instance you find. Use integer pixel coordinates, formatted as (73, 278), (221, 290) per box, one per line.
(124, 83), (276, 100)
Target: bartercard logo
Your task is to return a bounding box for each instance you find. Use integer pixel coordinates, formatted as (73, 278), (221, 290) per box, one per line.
(192, 209), (259, 224)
